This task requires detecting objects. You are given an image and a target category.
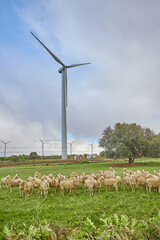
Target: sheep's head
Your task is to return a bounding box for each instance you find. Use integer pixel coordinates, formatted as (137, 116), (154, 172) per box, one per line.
(28, 177), (33, 181)
(48, 174), (54, 179)
(41, 176), (47, 180)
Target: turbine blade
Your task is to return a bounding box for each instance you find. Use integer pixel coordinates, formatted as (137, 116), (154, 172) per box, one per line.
(66, 63), (91, 68)
(31, 32), (65, 67)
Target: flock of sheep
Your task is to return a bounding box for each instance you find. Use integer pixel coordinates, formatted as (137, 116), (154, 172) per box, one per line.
(1, 167), (160, 197)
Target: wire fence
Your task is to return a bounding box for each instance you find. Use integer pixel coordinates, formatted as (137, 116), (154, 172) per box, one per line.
(0, 145), (103, 157)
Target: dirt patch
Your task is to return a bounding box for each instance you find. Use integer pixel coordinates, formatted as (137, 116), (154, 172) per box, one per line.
(108, 163), (147, 168)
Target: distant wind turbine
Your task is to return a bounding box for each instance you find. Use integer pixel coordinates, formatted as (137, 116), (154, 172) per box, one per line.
(0, 140), (12, 157)
(68, 140), (76, 155)
(89, 142), (94, 155)
(39, 139), (45, 157)
(31, 32), (91, 159)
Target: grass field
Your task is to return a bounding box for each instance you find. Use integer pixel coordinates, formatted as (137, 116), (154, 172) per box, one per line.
(0, 158), (160, 236)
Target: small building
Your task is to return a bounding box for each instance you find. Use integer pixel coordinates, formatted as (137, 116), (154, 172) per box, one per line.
(74, 155), (81, 160)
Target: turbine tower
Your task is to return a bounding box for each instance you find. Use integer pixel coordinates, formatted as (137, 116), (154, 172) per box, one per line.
(0, 140), (12, 157)
(31, 32), (90, 159)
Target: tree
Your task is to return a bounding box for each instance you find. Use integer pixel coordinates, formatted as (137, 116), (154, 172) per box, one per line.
(29, 152), (39, 160)
(99, 123), (157, 164)
(10, 155), (19, 162)
(100, 151), (106, 157)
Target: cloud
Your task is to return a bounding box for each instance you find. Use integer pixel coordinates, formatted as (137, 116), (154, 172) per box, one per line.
(1, 0), (160, 156)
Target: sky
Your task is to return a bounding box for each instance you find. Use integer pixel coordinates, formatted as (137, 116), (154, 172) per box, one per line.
(0, 0), (160, 156)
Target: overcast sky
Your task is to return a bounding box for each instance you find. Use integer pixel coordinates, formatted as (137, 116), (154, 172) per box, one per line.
(0, 0), (160, 155)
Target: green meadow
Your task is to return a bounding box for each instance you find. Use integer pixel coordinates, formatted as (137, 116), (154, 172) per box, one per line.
(0, 158), (160, 235)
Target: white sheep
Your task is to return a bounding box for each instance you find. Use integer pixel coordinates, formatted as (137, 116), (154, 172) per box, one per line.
(20, 181), (33, 197)
(28, 177), (41, 193)
(123, 175), (136, 192)
(101, 177), (118, 192)
(0, 175), (11, 188)
(146, 175), (160, 193)
(84, 178), (95, 196)
(40, 180), (50, 197)
(59, 179), (75, 196)
(8, 177), (23, 192)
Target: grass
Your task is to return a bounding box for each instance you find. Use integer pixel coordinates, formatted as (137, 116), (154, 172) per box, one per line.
(0, 158), (160, 233)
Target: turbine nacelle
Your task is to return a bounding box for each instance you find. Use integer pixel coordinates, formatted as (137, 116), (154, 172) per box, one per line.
(58, 67), (65, 73)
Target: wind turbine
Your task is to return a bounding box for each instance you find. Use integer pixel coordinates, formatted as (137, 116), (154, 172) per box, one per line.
(0, 140), (12, 157)
(68, 140), (75, 155)
(39, 139), (45, 157)
(89, 142), (94, 155)
(31, 32), (91, 159)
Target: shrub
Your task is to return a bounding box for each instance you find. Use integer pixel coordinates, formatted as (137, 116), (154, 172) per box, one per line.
(10, 155), (19, 162)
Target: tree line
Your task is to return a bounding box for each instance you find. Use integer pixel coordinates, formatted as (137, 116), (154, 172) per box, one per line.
(99, 122), (160, 164)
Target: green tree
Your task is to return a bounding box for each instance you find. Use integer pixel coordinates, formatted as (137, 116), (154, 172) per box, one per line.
(10, 155), (19, 162)
(29, 152), (39, 160)
(99, 123), (157, 164)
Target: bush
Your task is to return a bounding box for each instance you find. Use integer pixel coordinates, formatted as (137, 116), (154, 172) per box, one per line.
(29, 152), (39, 160)
(80, 160), (89, 164)
(72, 211), (160, 239)
(10, 155), (19, 162)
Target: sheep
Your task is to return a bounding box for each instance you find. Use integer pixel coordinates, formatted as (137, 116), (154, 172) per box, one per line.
(34, 172), (41, 179)
(40, 180), (50, 197)
(101, 177), (118, 192)
(146, 175), (160, 193)
(93, 178), (102, 193)
(136, 175), (146, 191)
(42, 176), (58, 193)
(57, 174), (66, 182)
(104, 168), (116, 176)
(0, 175), (11, 188)
(70, 172), (79, 179)
(123, 168), (134, 176)
(59, 179), (75, 196)
(20, 181), (33, 197)
(115, 176), (122, 188)
(80, 174), (88, 186)
(28, 177), (41, 193)
(50, 177), (59, 193)
(105, 172), (116, 179)
(154, 170), (160, 179)
(123, 175), (136, 192)
(13, 174), (19, 180)
(18, 180), (25, 197)
(41, 175), (53, 188)
(91, 173), (102, 180)
(48, 173), (54, 179)
(8, 178), (21, 192)
(70, 176), (79, 192)
(84, 178), (95, 196)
